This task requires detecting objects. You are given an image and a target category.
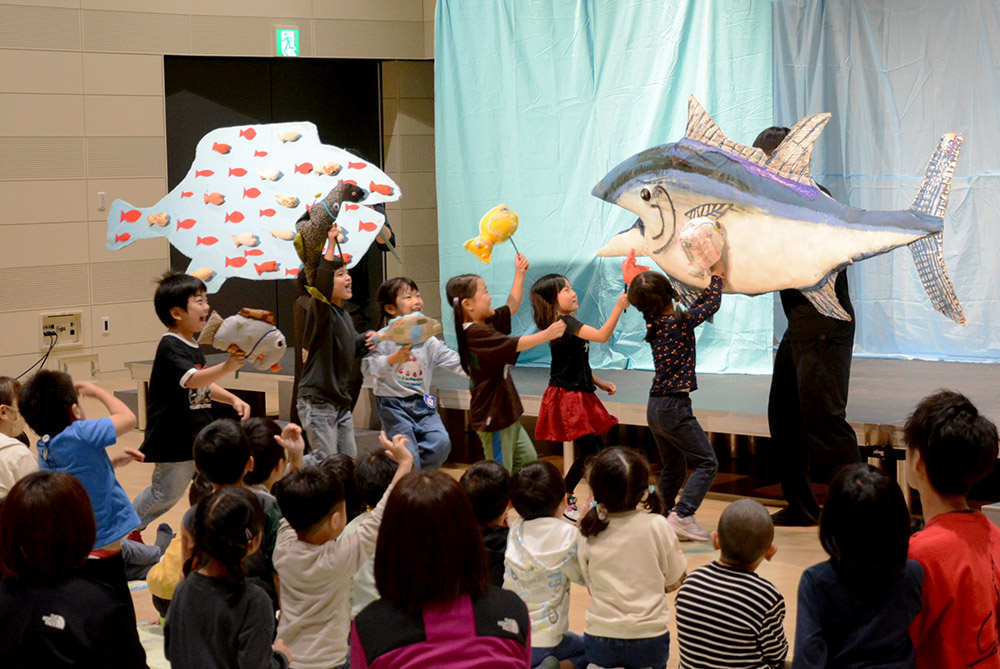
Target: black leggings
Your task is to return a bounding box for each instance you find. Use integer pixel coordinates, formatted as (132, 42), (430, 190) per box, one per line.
(564, 433), (604, 495)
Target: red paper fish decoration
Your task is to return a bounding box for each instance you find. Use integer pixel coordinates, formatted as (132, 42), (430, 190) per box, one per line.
(254, 150), (268, 157)
(259, 208), (276, 218)
(225, 256), (248, 268)
(196, 170), (214, 177)
(177, 219), (196, 230)
(348, 161), (366, 169)
(344, 203), (360, 211)
(285, 268), (299, 276)
(213, 143), (230, 154)
(369, 181), (393, 196)
(115, 233), (131, 243)
(294, 163), (312, 175)
(339, 253), (352, 263)
(228, 168), (247, 177)
(204, 192), (225, 205)
(243, 188), (261, 199)
(181, 191), (193, 198)
(342, 179), (358, 186)
(244, 249), (264, 257)
(254, 261), (279, 275)
(196, 236), (219, 246)
(120, 209), (142, 223)
(225, 211), (245, 223)
(359, 221), (378, 232)
(240, 128), (257, 140)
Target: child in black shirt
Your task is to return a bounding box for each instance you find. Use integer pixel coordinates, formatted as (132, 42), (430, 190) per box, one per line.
(529, 274), (629, 514)
(132, 272), (250, 533)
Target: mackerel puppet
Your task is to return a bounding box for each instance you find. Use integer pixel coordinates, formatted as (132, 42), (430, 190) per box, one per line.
(594, 96), (965, 325)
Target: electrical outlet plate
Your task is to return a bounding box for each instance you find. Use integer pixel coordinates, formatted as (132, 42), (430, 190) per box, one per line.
(40, 311), (84, 350)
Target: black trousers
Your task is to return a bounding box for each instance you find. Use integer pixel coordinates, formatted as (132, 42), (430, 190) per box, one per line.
(767, 331), (861, 521)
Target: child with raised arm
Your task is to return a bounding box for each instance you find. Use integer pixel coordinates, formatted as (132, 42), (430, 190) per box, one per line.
(446, 254), (565, 473)
(18, 370), (143, 609)
(530, 274), (629, 515)
(578, 447), (687, 669)
(904, 390), (1000, 669)
(297, 224), (377, 461)
(675, 499), (788, 668)
(627, 264), (724, 541)
(272, 431), (413, 669)
(133, 271), (250, 533)
(362, 276), (465, 470)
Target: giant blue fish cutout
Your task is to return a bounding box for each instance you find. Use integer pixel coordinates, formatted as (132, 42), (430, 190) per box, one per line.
(594, 97), (965, 325)
(104, 122), (400, 292)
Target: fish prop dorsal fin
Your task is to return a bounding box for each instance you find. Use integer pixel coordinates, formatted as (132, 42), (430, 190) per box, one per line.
(197, 311), (225, 345)
(764, 112), (832, 187)
(800, 271), (852, 321)
(238, 307), (276, 325)
(685, 96), (768, 167)
(684, 203), (733, 220)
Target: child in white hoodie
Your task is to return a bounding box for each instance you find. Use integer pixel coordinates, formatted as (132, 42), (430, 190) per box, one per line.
(504, 460), (587, 669)
(0, 377), (36, 497)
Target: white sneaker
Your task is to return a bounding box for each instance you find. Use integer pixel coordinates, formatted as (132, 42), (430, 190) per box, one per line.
(563, 499), (580, 524)
(666, 511), (711, 542)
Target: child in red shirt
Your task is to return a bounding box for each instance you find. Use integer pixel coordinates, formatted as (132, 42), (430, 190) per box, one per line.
(904, 390), (1000, 669)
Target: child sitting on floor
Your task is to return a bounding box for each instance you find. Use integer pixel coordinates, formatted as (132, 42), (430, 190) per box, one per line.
(505, 460), (587, 669)
(243, 417), (304, 494)
(460, 459), (512, 587)
(675, 498), (788, 667)
(904, 390), (1000, 668)
(794, 463), (922, 667)
(272, 432), (412, 669)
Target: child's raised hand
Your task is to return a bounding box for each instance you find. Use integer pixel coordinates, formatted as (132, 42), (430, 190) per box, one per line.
(514, 253), (529, 276)
(710, 259), (726, 281)
(327, 223), (342, 242)
(543, 318), (567, 341)
(615, 292), (630, 311)
(380, 430), (414, 469)
(222, 350), (246, 373)
(74, 381), (99, 398)
(387, 344), (412, 366)
(275, 423), (305, 455)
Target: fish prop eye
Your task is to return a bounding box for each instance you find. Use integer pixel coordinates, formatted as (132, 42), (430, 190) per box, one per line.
(463, 237), (494, 264)
(640, 188), (652, 201)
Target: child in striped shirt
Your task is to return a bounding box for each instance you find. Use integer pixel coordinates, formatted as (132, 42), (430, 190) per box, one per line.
(675, 499), (788, 668)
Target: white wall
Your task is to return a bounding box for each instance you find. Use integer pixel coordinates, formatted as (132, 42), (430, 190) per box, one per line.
(0, 0), (437, 379)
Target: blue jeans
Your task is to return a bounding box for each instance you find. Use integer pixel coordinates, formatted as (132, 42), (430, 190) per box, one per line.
(531, 631), (587, 668)
(584, 631), (670, 669)
(375, 395), (452, 470)
(297, 396), (356, 463)
(132, 460), (196, 529)
(647, 394), (718, 518)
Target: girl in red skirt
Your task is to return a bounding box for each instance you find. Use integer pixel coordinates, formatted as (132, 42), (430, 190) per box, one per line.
(530, 275), (629, 514)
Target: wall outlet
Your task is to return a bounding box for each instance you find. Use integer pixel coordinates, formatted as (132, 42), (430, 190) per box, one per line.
(40, 312), (84, 350)
(101, 316), (111, 336)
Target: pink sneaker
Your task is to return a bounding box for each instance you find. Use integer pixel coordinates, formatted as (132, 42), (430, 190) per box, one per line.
(666, 511), (710, 542)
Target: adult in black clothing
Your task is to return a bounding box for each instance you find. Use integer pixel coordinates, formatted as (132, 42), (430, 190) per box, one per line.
(754, 127), (862, 527)
(0, 471), (147, 668)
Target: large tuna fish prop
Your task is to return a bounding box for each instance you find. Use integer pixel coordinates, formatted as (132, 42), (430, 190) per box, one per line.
(594, 96), (966, 325)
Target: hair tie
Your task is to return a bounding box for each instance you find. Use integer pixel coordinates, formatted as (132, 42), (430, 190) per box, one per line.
(451, 296), (460, 306)
(648, 485), (656, 495)
(590, 501), (608, 522)
(589, 501), (598, 509)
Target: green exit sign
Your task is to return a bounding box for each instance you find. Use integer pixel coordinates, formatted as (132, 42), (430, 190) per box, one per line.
(276, 28), (299, 57)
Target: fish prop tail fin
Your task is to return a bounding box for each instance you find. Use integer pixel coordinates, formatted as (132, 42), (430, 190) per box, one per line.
(197, 311), (225, 346)
(464, 237), (494, 264)
(906, 133), (965, 326)
(907, 234), (966, 325)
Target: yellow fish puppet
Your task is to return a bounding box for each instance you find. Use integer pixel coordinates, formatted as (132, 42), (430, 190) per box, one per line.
(464, 204), (519, 264)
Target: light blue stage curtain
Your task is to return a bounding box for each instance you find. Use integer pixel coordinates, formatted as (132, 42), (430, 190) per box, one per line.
(434, 0), (774, 374)
(772, 0), (1000, 362)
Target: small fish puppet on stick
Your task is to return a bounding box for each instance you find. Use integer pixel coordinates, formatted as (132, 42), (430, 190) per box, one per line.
(464, 204), (521, 264)
(294, 180), (366, 288)
(198, 308), (287, 372)
(379, 313), (443, 348)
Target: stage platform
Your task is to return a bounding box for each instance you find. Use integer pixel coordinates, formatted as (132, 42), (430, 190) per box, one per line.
(126, 353), (1000, 499)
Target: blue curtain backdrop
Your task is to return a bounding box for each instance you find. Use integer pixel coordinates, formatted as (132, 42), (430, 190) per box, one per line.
(434, 0), (775, 373)
(772, 0), (1000, 361)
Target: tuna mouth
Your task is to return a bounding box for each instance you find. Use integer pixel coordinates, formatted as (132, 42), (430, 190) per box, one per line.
(647, 184), (677, 253)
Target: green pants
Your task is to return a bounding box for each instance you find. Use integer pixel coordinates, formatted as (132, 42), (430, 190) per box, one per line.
(476, 421), (537, 474)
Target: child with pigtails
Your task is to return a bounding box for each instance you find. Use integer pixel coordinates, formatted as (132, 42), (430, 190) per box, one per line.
(446, 254), (565, 474)
(577, 447), (687, 669)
